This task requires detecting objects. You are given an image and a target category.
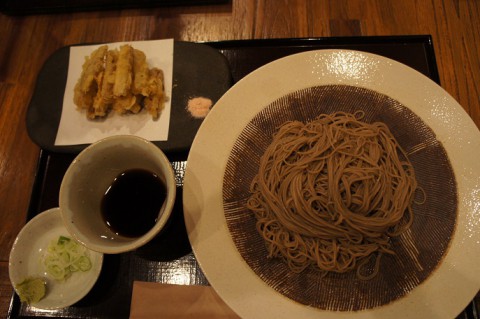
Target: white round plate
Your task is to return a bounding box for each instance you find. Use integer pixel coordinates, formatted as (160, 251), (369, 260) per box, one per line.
(183, 49), (480, 318)
(9, 207), (104, 310)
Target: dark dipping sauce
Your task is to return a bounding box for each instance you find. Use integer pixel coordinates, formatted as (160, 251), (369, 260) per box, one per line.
(101, 168), (166, 238)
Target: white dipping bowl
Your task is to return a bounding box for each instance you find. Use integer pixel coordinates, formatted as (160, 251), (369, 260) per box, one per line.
(59, 135), (176, 254)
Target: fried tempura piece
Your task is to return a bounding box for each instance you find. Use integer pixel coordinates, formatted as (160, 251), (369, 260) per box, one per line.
(73, 88), (95, 112)
(143, 68), (165, 120)
(89, 72), (107, 119)
(130, 98), (142, 114)
(77, 45), (108, 93)
(132, 49), (150, 96)
(85, 49), (123, 119)
(73, 45), (108, 110)
(113, 45), (133, 97)
(100, 49), (118, 104)
(112, 95), (138, 114)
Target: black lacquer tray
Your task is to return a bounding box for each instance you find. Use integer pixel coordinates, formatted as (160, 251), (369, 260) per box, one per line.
(8, 36), (479, 319)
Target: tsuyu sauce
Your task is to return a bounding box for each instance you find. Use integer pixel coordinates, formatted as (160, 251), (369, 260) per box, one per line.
(101, 168), (166, 238)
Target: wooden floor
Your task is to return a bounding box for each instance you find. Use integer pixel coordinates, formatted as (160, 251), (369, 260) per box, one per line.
(1, 0), (479, 317)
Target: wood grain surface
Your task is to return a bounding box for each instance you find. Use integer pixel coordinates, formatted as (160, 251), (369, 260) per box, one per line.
(1, 0), (479, 317)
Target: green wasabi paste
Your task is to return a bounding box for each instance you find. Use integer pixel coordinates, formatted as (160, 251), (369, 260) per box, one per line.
(15, 277), (46, 304)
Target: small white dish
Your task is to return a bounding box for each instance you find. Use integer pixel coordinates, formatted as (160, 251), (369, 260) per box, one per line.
(9, 207), (104, 310)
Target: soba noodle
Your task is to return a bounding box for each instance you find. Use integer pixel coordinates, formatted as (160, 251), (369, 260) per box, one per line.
(246, 111), (417, 280)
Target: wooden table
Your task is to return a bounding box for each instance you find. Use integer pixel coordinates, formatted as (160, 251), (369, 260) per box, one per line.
(1, 1), (479, 317)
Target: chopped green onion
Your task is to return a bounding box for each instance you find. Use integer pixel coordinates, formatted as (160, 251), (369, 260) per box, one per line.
(57, 236), (71, 245)
(43, 235), (92, 281)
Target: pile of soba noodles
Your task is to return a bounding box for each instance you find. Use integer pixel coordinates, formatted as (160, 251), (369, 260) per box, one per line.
(246, 111), (418, 280)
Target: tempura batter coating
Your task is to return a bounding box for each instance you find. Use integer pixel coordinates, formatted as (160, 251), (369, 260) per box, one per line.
(113, 45), (133, 97)
(144, 68), (165, 120)
(73, 45), (108, 111)
(77, 45), (108, 94)
(100, 49), (118, 104)
(132, 49), (150, 96)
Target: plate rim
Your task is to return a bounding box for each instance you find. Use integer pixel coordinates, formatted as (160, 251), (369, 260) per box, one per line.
(183, 49), (480, 318)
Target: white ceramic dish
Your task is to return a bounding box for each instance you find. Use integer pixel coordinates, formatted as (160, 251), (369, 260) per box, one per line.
(9, 207), (104, 310)
(183, 49), (480, 318)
